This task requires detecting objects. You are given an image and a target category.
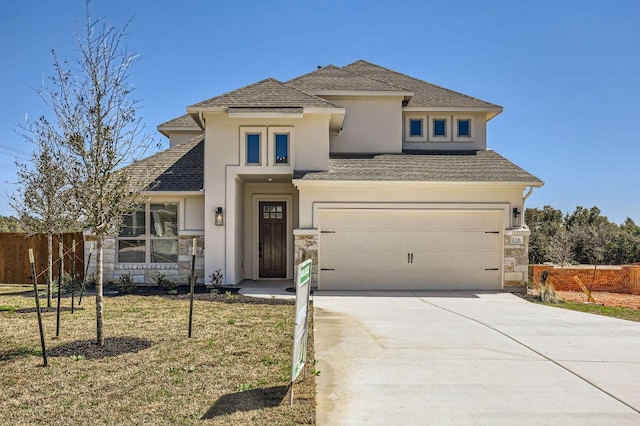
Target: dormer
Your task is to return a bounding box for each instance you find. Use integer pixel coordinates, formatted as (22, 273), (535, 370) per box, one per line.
(343, 60), (503, 151)
(157, 114), (202, 147)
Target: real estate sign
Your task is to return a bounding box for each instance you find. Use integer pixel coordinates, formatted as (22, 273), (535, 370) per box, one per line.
(291, 259), (312, 384)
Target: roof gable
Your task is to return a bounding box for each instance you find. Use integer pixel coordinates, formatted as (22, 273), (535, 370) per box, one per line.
(286, 64), (408, 93)
(188, 78), (338, 109)
(343, 60), (502, 110)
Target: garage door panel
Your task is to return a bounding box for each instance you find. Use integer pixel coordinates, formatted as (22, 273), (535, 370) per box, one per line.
(322, 211), (500, 231)
(321, 270), (501, 291)
(322, 231), (500, 251)
(319, 209), (503, 291)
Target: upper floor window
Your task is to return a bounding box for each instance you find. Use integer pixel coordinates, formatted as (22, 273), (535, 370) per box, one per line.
(433, 119), (447, 137)
(457, 119), (470, 137)
(453, 117), (474, 142)
(118, 203), (178, 263)
(246, 133), (261, 164)
(275, 133), (289, 164)
(409, 119), (423, 137)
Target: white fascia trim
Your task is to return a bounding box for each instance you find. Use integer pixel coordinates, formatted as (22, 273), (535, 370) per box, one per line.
(403, 106), (503, 113)
(292, 180), (543, 190)
(228, 112), (303, 119)
(305, 90), (414, 97)
(186, 106), (227, 114)
(142, 191), (205, 196)
(156, 125), (202, 137)
(303, 107), (346, 114)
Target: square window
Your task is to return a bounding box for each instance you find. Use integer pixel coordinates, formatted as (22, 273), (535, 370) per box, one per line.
(433, 119), (447, 137)
(150, 203), (177, 237)
(246, 134), (260, 164)
(151, 240), (177, 263)
(275, 134), (288, 164)
(458, 119), (470, 137)
(118, 240), (146, 263)
(119, 209), (145, 237)
(409, 119), (423, 137)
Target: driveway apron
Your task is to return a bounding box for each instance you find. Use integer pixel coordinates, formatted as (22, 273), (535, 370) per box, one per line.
(313, 291), (640, 425)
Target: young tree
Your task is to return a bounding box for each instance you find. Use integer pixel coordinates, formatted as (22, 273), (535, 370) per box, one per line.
(11, 121), (78, 307)
(39, 2), (153, 345)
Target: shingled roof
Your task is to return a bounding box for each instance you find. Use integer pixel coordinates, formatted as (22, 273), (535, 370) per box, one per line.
(157, 114), (199, 128)
(123, 135), (204, 192)
(286, 64), (408, 93)
(343, 60), (502, 110)
(294, 150), (541, 184)
(188, 78), (338, 109)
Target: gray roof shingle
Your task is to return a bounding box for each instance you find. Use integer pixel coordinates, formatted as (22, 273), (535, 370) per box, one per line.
(189, 78), (339, 109)
(343, 60), (502, 109)
(157, 114), (199, 128)
(286, 65), (408, 93)
(294, 150), (541, 183)
(123, 135), (204, 192)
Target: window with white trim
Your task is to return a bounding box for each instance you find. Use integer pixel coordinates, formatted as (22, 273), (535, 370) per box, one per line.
(240, 127), (267, 166)
(428, 116), (451, 141)
(404, 115), (428, 142)
(453, 117), (474, 141)
(118, 203), (178, 263)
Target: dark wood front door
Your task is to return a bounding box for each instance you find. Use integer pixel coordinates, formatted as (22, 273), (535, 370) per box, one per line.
(259, 201), (287, 278)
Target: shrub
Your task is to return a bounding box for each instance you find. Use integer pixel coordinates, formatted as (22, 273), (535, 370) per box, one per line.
(209, 269), (224, 289)
(154, 272), (177, 292)
(118, 274), (136, 294)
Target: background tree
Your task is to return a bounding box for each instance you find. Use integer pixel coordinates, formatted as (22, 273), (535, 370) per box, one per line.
(527, 206), (640, 265)
(11, 122), (78, 307)
(38, 2), (153, 345)
(0, 215), (24, 232)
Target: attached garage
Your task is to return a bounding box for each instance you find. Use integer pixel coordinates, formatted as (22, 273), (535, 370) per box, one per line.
(318, 209), (503, 291)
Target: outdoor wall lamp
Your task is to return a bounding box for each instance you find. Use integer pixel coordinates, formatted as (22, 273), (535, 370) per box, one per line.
(215, 207), (224, 226)
(512, 207), (521, 228)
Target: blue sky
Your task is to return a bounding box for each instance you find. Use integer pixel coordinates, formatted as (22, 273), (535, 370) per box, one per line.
(1, 0), (638, 223)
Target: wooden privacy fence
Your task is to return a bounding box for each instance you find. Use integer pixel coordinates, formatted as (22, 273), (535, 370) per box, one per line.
(0, 232), (84, 284)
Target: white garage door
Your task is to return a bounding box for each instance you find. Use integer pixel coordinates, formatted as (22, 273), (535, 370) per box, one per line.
(319, 210), (502, 291)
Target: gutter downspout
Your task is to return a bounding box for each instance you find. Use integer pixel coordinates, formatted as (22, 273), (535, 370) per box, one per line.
(523, 186), (535, 203)
(522, 186), (535, 228)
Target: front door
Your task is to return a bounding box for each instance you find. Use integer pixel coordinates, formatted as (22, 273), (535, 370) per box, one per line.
(259, 201), (287, 278)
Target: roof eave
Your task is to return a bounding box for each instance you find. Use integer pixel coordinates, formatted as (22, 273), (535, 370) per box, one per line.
(293, 179), (544, 188)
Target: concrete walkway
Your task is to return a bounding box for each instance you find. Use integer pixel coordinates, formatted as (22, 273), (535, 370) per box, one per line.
(314, 291), (640, 425)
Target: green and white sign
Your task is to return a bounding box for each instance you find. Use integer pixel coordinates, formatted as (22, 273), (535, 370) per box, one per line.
(291, 259), (312, 384)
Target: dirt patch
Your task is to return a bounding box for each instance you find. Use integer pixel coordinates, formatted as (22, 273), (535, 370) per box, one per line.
(48, 336), (153, 359)
(521, 289), (640, 309)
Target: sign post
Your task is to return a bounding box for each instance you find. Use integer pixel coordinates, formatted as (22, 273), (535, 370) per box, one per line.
(290, 259), (312, 405)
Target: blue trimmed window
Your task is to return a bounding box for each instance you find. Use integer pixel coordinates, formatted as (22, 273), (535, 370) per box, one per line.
(246, 134), (260, 164)
(457, 119), (470, 137)
(409, 119), (423, 137)
(275, 134), (289, 164)
(433, 119), (447, 137)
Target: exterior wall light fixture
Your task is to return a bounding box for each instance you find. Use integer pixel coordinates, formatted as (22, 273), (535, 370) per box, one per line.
(215, 207), (224, 226)
(512, 207), (521, 228)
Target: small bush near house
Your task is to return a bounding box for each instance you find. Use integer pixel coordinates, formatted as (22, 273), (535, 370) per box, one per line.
(154, 272), (177, 293)
(538, 271), (561, 304)
(118, 274), (136, 294)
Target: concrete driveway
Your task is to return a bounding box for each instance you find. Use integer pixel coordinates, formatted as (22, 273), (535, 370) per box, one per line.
(313, 291), (640, 425)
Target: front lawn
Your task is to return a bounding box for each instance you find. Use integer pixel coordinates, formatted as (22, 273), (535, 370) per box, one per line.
(0, 289), (315, 424)
(541, 299), (640, 322)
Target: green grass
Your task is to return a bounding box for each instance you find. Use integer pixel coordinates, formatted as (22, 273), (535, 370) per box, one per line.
(541, 301), (640, 322)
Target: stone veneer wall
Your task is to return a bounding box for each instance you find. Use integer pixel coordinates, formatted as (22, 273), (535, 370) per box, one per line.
(84, 233), (205, 285)
(293, 230), (319, 287)
(503, 228), (530, 288)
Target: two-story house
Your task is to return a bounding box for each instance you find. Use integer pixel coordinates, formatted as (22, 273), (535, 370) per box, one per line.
(93, 60), (543, 291)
